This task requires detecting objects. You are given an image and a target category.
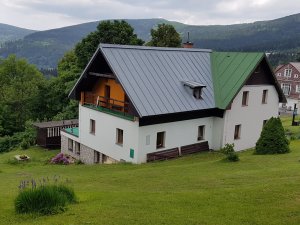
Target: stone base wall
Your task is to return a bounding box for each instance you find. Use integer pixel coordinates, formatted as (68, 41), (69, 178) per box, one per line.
(80, 144), (96, 165)
(61, 134), (80, 161)
(61, 133), (118, 165)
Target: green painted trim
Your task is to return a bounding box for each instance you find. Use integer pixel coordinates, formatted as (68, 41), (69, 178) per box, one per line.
(84, 104), (135, 121)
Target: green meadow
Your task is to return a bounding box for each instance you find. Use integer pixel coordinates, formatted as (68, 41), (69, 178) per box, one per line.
(0, 116), (300, 225)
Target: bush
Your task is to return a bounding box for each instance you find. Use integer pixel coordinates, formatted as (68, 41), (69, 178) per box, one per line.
(220, 143), (239, 162)
(227, 152), (239, 162)
(0, 121), (37, 153)
(51, 153), (73, 164)
(255, 117), (290, 154)
(15, 177), (76, 215)
(15, 185), (68, 214)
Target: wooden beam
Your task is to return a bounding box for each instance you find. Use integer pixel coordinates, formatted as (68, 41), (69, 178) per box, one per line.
(89, 72), (115, 79)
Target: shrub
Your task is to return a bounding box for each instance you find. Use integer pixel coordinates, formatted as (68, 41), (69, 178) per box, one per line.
(15, 185), (68, 214)
(20, 140), (29, 150)
(51, 153), (72, 165)
(255, 117), (290, 154)
(220, 143), (239, 162)
(15, 176), (76, 215)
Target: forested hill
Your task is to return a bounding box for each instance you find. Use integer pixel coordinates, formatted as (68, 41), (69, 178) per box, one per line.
(1, 14), (300, 68)
(0, 23), (36, 45)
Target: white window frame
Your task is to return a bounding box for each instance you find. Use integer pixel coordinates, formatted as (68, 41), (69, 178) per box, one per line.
(277, 73), (281, 77)
(296, 85), (300, 93)
(281, 83), (291, 95)
(294, 74), (299, 79)
(197, 125), (205, 141)
(284, 69), (292, 77)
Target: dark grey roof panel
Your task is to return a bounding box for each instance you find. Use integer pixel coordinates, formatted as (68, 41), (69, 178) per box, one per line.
(182, 81), (206, 88)
(100, 44), (215, 117)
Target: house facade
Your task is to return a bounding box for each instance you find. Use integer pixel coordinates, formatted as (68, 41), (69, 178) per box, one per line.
(275, 62), (300, 109)
(61, 44), (285, 164)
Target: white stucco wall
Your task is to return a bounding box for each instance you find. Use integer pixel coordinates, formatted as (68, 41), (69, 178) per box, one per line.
(137, 117), (214, 163)
(79, 105), (140, 163)
(223, 85), (279, 151)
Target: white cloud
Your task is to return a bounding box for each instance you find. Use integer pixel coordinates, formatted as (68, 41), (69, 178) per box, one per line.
(0, 0), (299, 30)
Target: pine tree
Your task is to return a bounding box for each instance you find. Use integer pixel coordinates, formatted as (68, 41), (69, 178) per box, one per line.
(255, 117), (290, 154)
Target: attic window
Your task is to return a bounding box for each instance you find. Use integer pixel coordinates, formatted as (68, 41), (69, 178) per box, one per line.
(182, 81), (206, 100)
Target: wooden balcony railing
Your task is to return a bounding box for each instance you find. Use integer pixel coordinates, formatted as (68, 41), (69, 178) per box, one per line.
(83, 93), (133, 119)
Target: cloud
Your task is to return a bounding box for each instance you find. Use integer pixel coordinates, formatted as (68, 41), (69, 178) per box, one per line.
(0, 0), (299, 30)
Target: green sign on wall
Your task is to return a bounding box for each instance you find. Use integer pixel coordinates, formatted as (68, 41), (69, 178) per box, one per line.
(130, 149), (134, 158)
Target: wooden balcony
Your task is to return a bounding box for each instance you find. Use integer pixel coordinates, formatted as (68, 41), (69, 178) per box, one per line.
(82, 93), (134, 121)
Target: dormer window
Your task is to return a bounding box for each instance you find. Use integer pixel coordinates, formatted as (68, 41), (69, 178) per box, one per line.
(182, 81), (206, 100)
(193, 88), (202, 99)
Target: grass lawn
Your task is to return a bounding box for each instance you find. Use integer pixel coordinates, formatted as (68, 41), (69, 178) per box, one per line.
(0, 117), (300, 224)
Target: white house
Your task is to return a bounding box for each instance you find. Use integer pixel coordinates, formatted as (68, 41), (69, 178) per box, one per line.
(61, 44), (286, 164)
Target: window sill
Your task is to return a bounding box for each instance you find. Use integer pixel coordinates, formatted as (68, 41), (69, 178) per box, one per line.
(197, 138), (204, 141)
(156, 146), (165, 149)
(116, 143), (123, 147)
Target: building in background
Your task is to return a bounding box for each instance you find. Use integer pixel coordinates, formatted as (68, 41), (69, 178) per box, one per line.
(275, 62), (300, 110)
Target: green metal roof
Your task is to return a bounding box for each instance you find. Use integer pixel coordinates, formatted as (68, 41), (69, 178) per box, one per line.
(211, 51), (264, 109)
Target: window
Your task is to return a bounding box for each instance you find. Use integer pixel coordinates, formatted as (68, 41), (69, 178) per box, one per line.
(277, 73), (281, 77)
(198, 125), (205, 141)
(68, 139), (73, 152)
(234, 125), (241, 140)
(75, 142), (80, 155)
(294, 74), (299, 78)
(296, 85), (300, 93)
(284, 69), (292, 77)
(242, 91), (249, 106)
(90, 119), (95, 134)
(116, 128), (123, 145)
(146, 135), (150, 145)
(156, 132), (165, 149)
(281, 83), (291, 95)
(263, 120), (268, 126)
(262, 90), (268, 104)
(193, 88), (202, 99)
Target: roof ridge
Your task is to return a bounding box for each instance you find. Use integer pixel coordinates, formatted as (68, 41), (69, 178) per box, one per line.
(100, 43), (212, 53)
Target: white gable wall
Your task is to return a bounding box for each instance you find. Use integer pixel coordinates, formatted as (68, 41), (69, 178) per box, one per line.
(78, 105), (140, 163)
(222, 85), (279, 151)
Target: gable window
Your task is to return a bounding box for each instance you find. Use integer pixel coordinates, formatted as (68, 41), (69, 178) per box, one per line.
(193, 88), (202, 99)
(156, 132), (165, 149)
(90, 119), (95, 134)
(262, 90), (268, 104)
(242, 91), (249, 106)
(296, 85), (300, 93)
(68, 139), (73, 152)
(234, 125), (241, 140)
(277, 73), (281, 77)
(294, 74), (299, 79)
(116, 128), (123, 145)
(198, 125), (205, 141)
(284, 69), (292, 77)
(281, 84), (291, 95)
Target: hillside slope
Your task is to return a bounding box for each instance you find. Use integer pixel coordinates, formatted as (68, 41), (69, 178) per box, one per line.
(1, 14), (300, 68)
(0, 23), (36, 45)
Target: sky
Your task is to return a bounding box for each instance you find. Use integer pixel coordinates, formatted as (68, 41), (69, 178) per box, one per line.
(1, 0), (300, 30)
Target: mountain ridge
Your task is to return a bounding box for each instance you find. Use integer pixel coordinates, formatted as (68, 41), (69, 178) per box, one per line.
(1, 14), (300, 68)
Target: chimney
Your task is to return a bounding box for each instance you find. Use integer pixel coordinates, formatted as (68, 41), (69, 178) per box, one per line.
(183, 32), (193, 48)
